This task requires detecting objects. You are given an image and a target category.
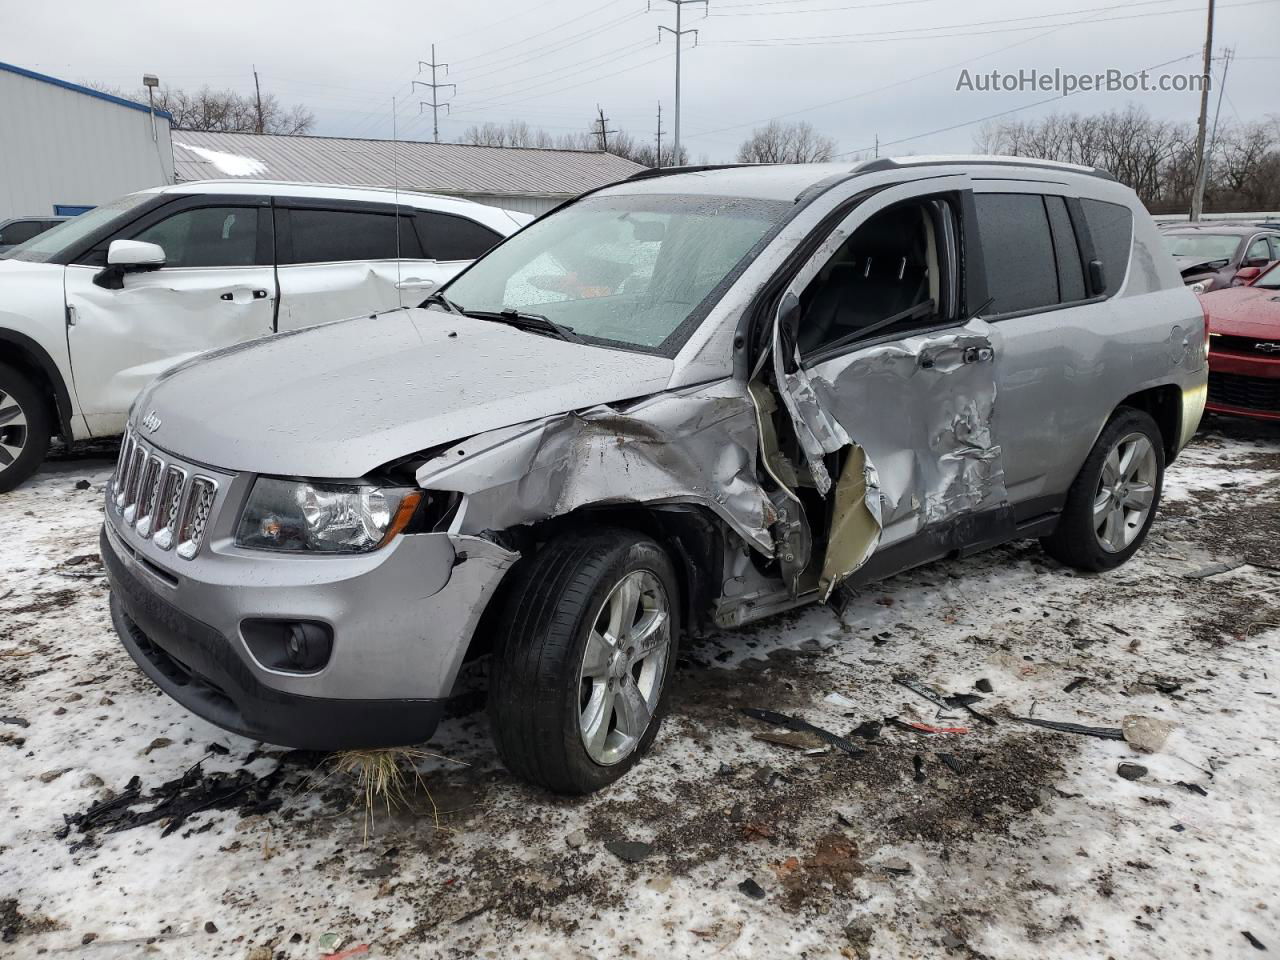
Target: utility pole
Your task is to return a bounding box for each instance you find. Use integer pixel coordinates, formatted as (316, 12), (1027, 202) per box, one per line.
(252, 65), (264, 134)
(1188, 0), (1215, 222)
(414, 45), (455, 143)
(594, 104), (618, 153)
(656, 0), (707, 166)
(655, 102), (666, 168)
(874, 133), (879, 158)
(1198, 46), (1233, 213)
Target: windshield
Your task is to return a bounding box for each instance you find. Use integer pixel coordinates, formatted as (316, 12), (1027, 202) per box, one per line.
(1256, 262), (1280, 289)
(1, 192), (154, 263)
(1161, 233), (1240, 262)
(440, 193), (789, 353)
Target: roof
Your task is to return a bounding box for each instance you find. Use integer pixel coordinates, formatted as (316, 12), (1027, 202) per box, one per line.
(602, 155), (1124, 203)
(0, 60), (172, 119)
(1161, 222), (1279, 235)
(170, 130), (647, 198)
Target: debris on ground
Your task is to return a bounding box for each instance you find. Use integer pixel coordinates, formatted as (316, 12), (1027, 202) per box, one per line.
(1117, 763), (1149, 781)
(1016, 716), (1126, 741)
(740, 707), (866, 758)
(1122, 714), (1176, 753)
(1185, 559), (1246, 579)
(604, 840), (653, 863)
(737, 877), (766, 899)
(1242, 931), (1267, 951)
(564, 829), (587, 849)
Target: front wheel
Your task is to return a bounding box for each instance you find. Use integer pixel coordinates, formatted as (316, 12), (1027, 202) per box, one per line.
(488, 529), (679, 794)
(1040, 407), (1165, 572)
(0, 362), (52, 494)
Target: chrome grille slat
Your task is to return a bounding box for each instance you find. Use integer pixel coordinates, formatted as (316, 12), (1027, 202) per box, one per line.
(113, 434), (136, 509)
(110, 434), (218, 560)
(152, 465), (188, 551)
(177, 478), (217, 560)
(121, 445), (148, 523)
(134, 455), (164, 537)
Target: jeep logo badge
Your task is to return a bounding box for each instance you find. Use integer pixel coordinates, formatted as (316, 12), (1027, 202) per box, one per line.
(141, 411), (162, 434)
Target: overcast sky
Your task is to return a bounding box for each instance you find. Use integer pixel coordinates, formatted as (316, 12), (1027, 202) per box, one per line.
(3, 0), (1276, 161)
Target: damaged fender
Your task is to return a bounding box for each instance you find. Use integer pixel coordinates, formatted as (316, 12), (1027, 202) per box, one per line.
(415, 379), (778, 554)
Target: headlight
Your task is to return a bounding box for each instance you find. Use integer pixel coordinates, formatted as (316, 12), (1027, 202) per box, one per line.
(1188, 280), (1209, 294)
(236, 478), (421, 553)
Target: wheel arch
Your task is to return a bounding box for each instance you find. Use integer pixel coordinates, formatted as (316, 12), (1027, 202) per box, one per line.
(1116, 384), (1182, 463)
(0, 328), (75, 440)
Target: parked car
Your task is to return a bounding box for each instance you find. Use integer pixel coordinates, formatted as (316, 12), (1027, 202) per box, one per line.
(0, 216), (69, 254)
(101, 157), (1205, 793)
(0, 181), (530, 491)
(1159, 222), (1280, 292)
(1201, 259), (1280, 421)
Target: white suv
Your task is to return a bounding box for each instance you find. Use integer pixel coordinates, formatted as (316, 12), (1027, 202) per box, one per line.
(0, 180), (530, 490)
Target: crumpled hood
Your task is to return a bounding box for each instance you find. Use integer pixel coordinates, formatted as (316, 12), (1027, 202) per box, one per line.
(1202, 285), (1280, 340)
(1173, 255), (1227, 277)
(135, 308), (674, 477)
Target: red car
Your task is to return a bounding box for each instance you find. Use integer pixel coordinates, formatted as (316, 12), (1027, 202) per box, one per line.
(1201, 260), (1280, 421)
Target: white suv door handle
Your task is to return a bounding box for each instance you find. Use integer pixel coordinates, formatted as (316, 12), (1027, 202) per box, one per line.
(396, 277), (437, 290)
(219, 289), (270, 302)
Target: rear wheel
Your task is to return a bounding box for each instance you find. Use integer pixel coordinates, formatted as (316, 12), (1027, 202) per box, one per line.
(488, 528), (679, 794)
(0, 362), (52, 493)
(1040, 408), (1164, 572)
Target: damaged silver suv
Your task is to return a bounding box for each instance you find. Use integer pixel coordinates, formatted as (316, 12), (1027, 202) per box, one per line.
(102, 157), (1207, 793)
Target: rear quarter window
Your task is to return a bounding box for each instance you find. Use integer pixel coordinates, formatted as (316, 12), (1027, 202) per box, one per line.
(1079, 199), (1133, 296)
(973, 193), (1059, 314)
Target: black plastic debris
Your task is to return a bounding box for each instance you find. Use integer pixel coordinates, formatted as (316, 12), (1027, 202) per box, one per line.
(717, 762), (736, 777)
(1242, 931), (1267, 951)
(740, 708), (866, 758)
(74, 479), (92, 491)
(737, 878), (766, 900)
(1117, 763), (1148, 781)
(849, 720), (883, 741)
(1063, 677), (1088, 694)
(206, 743), (230, 756)
(893, 675), (951, 710)
(974, 678), (994, 693)
(943, 693), (997, 727)
(605, 840), (652, 863)
(937, 753), (969, 775)
(1017, 716), (1125, 741)
(57, 753), (315, 845)
(1176, 781), (1209, 797)
(0, 716), (29, 728)
(912, 755), (926, 783)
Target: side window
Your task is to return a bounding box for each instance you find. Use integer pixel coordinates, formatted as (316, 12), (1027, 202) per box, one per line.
(973, 193), (1059, 314)
(1078, 198), (1133, 296)
(1244, 236), (1271, 266)
(1, 220), (47, 245)
(132, 207), (259, 268)
(1044, 196), (1086, 302)
(797, 196), (955, 356)
(417, 212), (501, 261)
(284, 208), (406, 264)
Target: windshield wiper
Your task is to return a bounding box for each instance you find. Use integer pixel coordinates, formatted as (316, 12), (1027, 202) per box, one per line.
(463, 308), (584, 344)
(422, 290), (464, 314)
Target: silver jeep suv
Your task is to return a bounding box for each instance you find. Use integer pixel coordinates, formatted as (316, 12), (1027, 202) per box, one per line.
(102, 157), (1207, 793)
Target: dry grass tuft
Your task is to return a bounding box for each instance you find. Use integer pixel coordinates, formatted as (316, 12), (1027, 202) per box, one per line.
(323, 747), (466, 843)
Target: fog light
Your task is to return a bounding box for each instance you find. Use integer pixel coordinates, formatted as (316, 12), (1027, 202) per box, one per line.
(242, 619), (333, 673)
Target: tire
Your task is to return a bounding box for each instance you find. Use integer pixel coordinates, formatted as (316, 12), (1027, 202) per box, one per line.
(0, 362), (52, 494)
(488, 528), (680, 794)
(1040, 407), (1165, 572)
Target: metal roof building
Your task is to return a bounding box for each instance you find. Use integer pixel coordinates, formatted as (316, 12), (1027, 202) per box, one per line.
(171, 130), (647, 216)
(0, 60), (174, 219)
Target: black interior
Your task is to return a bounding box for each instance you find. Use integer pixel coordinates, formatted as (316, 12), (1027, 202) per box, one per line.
(797, 202), (936, 355)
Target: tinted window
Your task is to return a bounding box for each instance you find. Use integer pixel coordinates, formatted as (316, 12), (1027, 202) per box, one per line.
(974, 194), (1058, 314)
(4, 192), (154, 264)
(1044, 196), (1086, 302)
(1079, 199), (1133, 296)
(1245, 236), (1271, 265)
(132, 207), (259, 268)
(0, 221), (48, 245)
(418, 212), (501, 261)
(285, 209), (423, 264)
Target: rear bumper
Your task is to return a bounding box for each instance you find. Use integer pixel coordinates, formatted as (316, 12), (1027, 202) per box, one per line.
(1207, 350), (1280, 421)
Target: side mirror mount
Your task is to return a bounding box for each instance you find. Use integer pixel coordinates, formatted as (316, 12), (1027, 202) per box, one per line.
(94, 239), (166, 289)
(1087, 258), (1107, 297)
(1232, 265), (1262, 286)
(777, 292), (802, 374)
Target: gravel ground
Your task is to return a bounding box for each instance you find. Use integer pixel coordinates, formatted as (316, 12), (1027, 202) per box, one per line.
(1, 416), (1278, 960)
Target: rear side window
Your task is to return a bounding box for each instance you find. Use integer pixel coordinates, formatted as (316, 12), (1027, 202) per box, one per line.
(417, 212), (501, 261)
(132, 206), (259, 268)
(1245, 236), (1271, 265)
(0, 220), (48, 245)
(974, 193), (1059, 314)
(284, 209), (423, 263)
(1044, 196), (1086, 302)
(1078, 199), (1132, 296)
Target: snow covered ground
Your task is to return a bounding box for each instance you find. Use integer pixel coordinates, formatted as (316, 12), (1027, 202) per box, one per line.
(2, 417), (1278, 960)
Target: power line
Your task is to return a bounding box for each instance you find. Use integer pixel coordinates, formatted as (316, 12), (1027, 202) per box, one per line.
(453, 49), (675, 113)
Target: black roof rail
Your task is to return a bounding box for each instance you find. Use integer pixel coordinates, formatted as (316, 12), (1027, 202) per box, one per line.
(625, 163), (772, 181)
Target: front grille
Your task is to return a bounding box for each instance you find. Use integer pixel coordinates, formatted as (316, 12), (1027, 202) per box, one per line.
(1208, 371), (1280, 412)
(110, 429), (219, 559)
(1213, 334), (1280, 356)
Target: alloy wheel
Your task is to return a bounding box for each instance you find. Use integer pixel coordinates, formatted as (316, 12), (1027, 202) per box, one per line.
(578, 569), (672, 766)
(1093, 431), (1158, 553)
(0, 388), (28, 474)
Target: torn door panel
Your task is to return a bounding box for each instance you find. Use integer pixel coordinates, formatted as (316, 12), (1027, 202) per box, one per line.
(415, 380), (777, 554)
(819, 445), (883, 600)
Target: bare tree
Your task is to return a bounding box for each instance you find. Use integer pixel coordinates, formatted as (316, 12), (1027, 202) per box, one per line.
(736, 120), (836, 164)
(457, 116), (685, 167)
(147, 85), (314, 135)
